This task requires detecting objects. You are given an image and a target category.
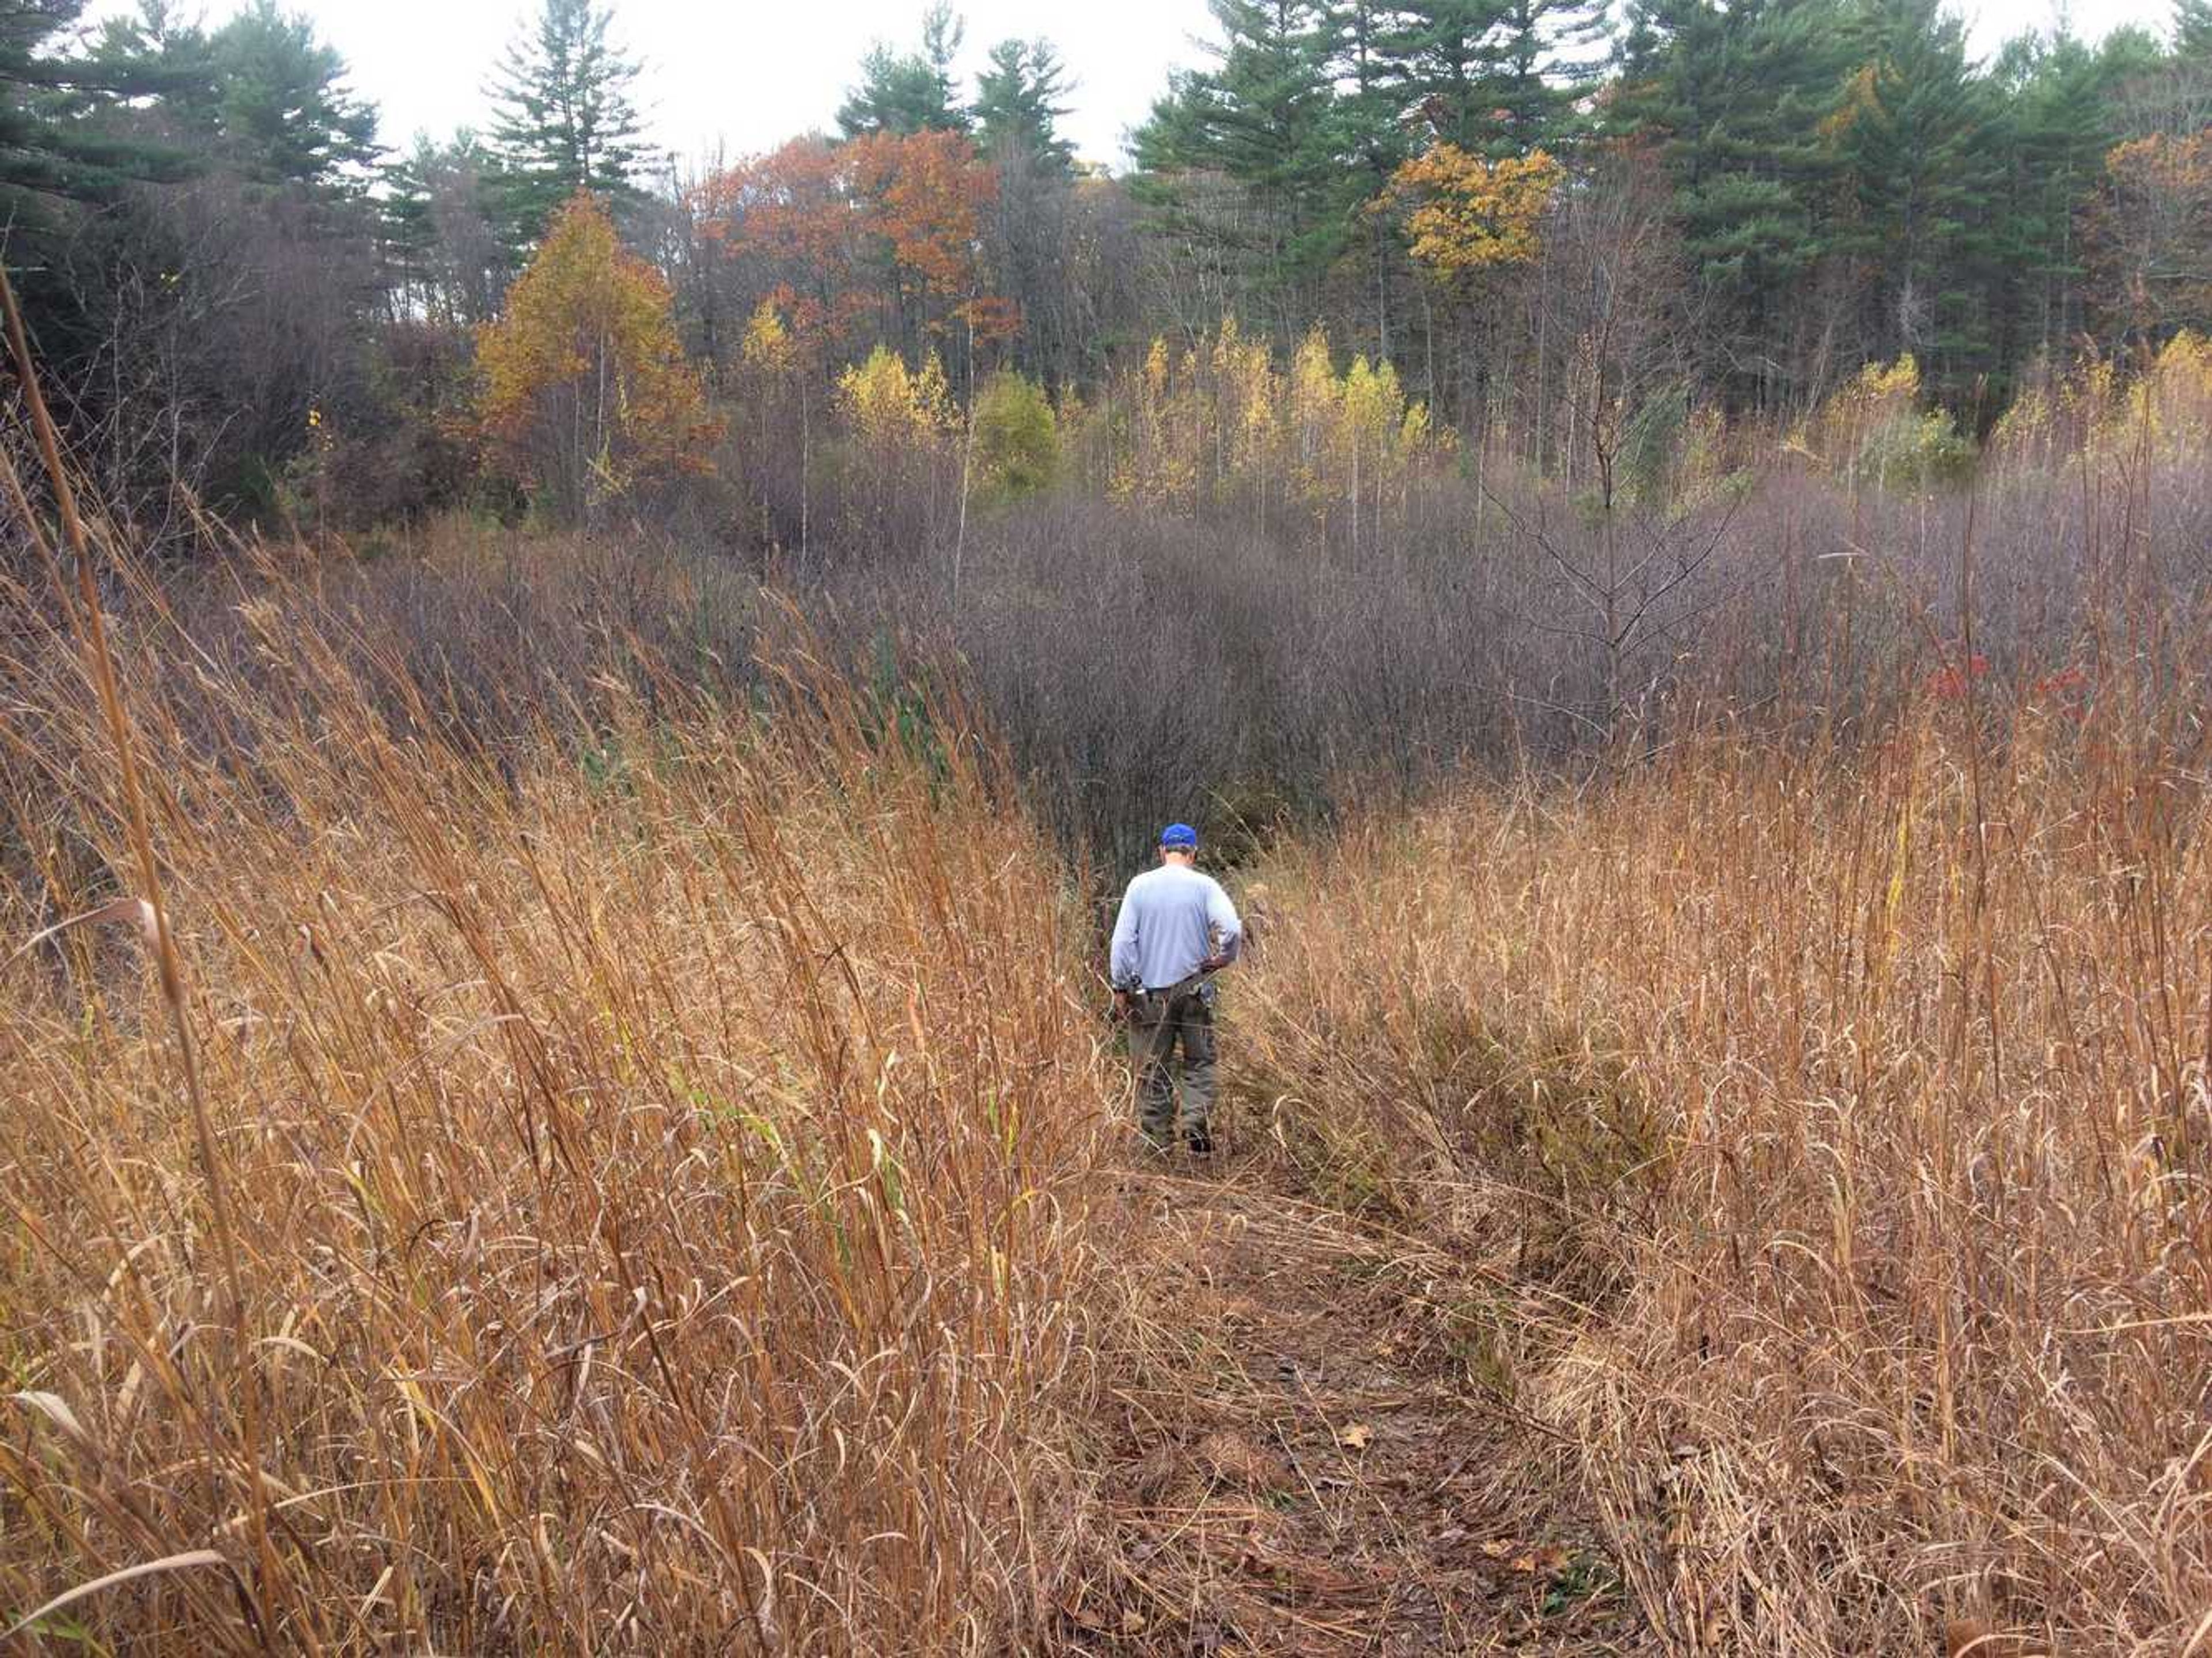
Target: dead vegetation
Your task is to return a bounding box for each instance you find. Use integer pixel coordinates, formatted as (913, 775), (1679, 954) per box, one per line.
(0, 508), (1111, 1648)
(1059, 1160), (1650, 1655)
(1234, 677), (2212, 1651)
(7, 293), (2212, 1658)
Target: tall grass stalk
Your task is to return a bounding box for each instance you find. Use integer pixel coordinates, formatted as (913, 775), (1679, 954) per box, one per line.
(1236, 671), (2212, 1651)
(0, 522), (1108, 1648)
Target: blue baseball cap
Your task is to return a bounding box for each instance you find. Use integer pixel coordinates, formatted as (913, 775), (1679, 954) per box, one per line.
(1160, 823), (1198, 849)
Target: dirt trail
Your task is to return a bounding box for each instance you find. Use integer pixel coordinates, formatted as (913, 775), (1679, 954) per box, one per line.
(1055, 1145), (1652, 1655)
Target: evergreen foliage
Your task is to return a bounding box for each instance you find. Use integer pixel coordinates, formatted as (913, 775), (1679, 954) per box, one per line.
(3, 0), (2210, 531)
(486, 0), (649, 246)
(1131, 1), (1346, 300)
(172, 1), (380, 192)
(838, 3), (971, 138)
(2181, 0), (2212, 55)
(2, 0), (186, 210)
(972, 39), (1074, 171)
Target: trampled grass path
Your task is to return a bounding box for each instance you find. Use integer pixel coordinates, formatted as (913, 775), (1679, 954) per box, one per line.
(1056, 1140), (1653, 1655)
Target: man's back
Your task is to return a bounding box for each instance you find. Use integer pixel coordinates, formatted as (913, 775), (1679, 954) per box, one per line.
(1111, 863), (1241, 991)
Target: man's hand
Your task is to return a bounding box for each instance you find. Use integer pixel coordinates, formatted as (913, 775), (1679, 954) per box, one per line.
(1112, 989), (1132, 1024)
(1199, 953), (1232, 974)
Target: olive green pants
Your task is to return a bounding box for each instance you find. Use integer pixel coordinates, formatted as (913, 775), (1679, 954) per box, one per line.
(1127, 983), (1217, 1144)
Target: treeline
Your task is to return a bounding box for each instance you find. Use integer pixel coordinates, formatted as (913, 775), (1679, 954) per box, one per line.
(1, 0), (2208, 533)
(1136, 0), (2212, 429)
(2, 0), (669, 524)
(1, 0), (1124, 528)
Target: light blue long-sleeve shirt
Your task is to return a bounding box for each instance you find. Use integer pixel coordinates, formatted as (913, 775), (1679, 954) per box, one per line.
(1109, 863), (1242, 991)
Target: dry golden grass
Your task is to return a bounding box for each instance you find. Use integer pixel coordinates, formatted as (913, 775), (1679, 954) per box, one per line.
(9, 274), (2211, 1652)
(1236, 691), (2212, 1653)
(0, 548), (1111, 1649)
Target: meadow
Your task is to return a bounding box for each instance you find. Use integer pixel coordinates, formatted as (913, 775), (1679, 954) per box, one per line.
(1238, 699), (2212, 1650)
(3, 339), (2210, 1653)
(0, 536), (1107, 1648)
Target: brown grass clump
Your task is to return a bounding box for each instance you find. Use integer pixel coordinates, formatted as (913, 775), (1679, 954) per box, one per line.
(0, 536), (1109, 1649)
(1235, 686), (2212, 1652)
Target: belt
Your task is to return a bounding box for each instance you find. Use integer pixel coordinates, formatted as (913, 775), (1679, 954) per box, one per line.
(1141, 972), (1209, 998)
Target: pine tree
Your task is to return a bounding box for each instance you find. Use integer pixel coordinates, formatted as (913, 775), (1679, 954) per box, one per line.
(2, 0), (188, 210)
(486, 0), (649, 247)
(20, 0), (388, 513)
(199, 0), (380, 191)
(1322, 0), (1411, 186)
(1828, 0), (2002, 389)
(1379, 0), (1499, 152)
(1984, 29), (2115, 369)
(381, 131), (510, 321)
(72, 5), (380, 224)
(1131, 0), (1343, 307)
(838, 3), (971, 138)
(972, 38), (1073, 171)
(1319, 2), (1418, 360)
(1608, 0), (1854, 407)
(1509, 0), (1609, 146)
(2177, 0), (2212, 58)
(1381, 0), (1604, 157)
(381, 133), (441, 298)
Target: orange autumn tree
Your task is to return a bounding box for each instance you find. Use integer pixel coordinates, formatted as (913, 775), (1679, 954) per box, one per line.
(478, 192), (721, 522)
(843, 128), (1007, 347)
(2088, 131), (2212, 338)
(691, 136), (867, 349)
(1379, 145), (1563, 277)
(695, 130), (1010, 365)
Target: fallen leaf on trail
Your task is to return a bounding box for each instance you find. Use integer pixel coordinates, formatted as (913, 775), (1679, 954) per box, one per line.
(1480, 1539), (1513, 1559)
(1338, 1423), (1373, 1451)
(1509, 1543), (1574, 1574)
(1120, 1609), (1146, 1634)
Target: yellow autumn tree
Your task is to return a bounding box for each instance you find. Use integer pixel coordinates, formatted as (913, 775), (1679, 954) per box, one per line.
(1109, 336), (1202, 512)
(2090, 328), (2212, 461)
(834, 345), (959, 552)
(1381, 146), (1563, 278)
(835, 344), (956, 451)
(1337, 354), (1422, 556)
(1797, 354), (1972, 493)
(1283, 328), (1442, 551)
(1287, 326), (1340, 498)
(740, 299), (798, 378)
(1211, 316), (1277, 498)
(1101, 320), (1444, 548)
(478, 193), (720, 523)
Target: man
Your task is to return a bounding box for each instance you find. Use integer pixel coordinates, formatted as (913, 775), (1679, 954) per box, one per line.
(1110, 823), (1243, 1154)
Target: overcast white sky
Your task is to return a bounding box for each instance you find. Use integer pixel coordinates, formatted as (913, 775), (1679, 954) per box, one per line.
(86, 0), (2191, 172)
